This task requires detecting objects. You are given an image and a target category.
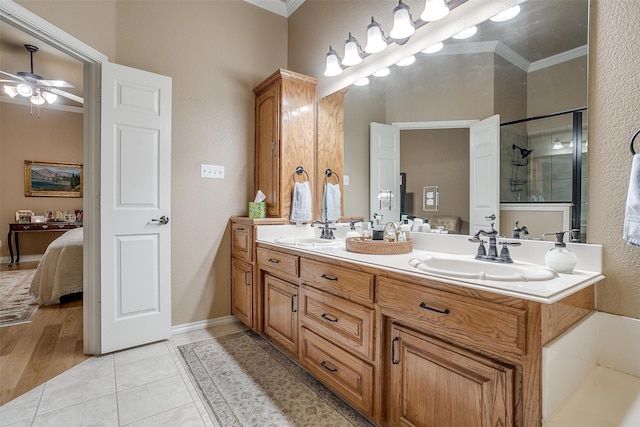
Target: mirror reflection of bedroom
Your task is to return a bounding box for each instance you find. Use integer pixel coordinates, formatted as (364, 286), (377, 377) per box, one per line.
(0, 25), (88, 405)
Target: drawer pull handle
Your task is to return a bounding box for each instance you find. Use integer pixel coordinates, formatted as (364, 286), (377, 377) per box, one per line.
(243, 271), (250, 286)
(419, 302), (450, 314)
(320, 361), (337, 372)
(321, 274), (338, 281)
(321, 313), (338, 323)
(291, 294), (297, 313)
(236, 227), (245, 231)
(23, 225), (31, 230)
(268, 258), (280, 264)
(391, 337), (400, 365)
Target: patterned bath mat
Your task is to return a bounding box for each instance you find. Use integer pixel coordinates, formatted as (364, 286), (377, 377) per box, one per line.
(0, 270), (38, 327)
(178, 330), (374, 427)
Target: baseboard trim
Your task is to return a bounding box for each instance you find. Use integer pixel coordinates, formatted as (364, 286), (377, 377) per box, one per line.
(171, 315), (240, 335)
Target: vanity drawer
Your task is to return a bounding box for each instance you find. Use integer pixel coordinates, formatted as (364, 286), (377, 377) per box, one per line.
(300, 258), (374, 304)
(378, 278), (527, 357)
(257, 247), (299, 279)
(299, 327), (374, 417)
(231, 222), (253, 262)
(300, 285), (375, 361)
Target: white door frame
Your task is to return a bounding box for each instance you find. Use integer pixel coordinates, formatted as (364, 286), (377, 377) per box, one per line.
(0, 0), (107, 354)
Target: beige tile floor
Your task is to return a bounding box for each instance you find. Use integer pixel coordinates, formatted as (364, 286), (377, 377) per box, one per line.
(0, 322), (247, 427)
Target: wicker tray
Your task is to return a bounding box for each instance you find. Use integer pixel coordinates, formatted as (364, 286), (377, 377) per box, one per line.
(345, 237), (413, 255)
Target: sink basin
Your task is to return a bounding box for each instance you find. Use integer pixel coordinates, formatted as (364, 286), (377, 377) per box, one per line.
(408, 255), (558, 282)
(274, 237), (341, 247)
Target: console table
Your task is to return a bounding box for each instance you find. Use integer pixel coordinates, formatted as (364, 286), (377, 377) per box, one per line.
(6, 222), (83, 267)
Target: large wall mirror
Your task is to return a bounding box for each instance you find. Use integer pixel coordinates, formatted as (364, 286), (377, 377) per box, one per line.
(327, 0), (588, 240)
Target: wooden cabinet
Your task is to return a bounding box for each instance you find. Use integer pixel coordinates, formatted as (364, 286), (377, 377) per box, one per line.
(229, 217), (287, 331)
(388, 324), (514, 427)
(254, 69), (317, 218)
(264, 274), (298, 355)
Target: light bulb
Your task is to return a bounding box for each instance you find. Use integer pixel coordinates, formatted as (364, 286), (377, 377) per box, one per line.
(390, 1), (415, 40)
(420, 0), (449, 22)
(396, 55), (416, 67)
(452, 26), (477, 40)
(41, 91), (58, 104)
(373, 68), (390, 77)
(422, 41), (444, 54)
(490, 5), (521, 22)
(4, 85), (19, 98)
(30, 93), (45, 105)
(342, 33), (363, 66)
(365, 17), (388, 54)
(17, 83), (33, 97)
(353, 77), (370, 86)
(324, 46), (343, 77)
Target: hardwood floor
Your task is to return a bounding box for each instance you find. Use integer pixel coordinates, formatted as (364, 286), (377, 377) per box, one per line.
(0, 261), (89, 406)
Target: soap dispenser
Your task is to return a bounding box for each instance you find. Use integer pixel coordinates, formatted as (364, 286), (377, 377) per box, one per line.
(543, 231), (577, 273)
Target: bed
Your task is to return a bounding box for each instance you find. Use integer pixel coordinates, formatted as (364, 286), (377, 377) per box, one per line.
(29, 227), (83, 305)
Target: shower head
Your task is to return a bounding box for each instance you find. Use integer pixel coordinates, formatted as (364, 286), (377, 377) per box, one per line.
(512, 144), (533, 159)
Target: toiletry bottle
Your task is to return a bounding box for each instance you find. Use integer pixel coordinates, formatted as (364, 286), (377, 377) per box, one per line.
(420, 219), (431, 233)
(400, 219), (411, 241)
(412, 218), (423, 232)
(543, 231), (577, 273)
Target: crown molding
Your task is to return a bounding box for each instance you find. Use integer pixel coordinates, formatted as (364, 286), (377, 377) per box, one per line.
(243, 0), (305, 18)
(528, 45), (588, 72)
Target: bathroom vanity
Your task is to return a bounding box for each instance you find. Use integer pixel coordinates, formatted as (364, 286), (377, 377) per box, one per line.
(232, 222), (604, 427)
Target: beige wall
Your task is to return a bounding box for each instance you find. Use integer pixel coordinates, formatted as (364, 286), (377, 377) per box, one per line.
(15, 0), (288, 326)
(0, 104), (83, 255)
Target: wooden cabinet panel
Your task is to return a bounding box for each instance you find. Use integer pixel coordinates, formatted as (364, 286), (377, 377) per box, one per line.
(378, 277), (526, 358)
(231, 222), (252, 262)
(231, 259), (253, 328)
(389, 325), (514, 427)
(255, 84), (281, 217)
(300, 258), (374, 304)
(300, 327), (374, 417)
(264, 274), (298, 355)
(299, 285), (375, 361)
(257, 247), (299, 280)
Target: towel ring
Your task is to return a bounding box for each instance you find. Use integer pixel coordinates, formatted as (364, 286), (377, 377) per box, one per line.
(631, 129), (640, 155)
(293, 166), (310, 183)
(324, 168), (340, 183)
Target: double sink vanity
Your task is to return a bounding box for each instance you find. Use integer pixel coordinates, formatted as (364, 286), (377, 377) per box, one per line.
(230, 217), (604, 427)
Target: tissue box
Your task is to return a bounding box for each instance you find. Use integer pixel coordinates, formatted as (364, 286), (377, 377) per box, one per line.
(249, 202), (266, 218)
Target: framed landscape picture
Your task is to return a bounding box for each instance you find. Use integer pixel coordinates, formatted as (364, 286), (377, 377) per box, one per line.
(24, 160), (83, 198)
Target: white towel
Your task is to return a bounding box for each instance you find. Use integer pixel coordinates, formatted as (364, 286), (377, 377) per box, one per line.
(322, 183), (341, 222)
(623, 154), (640, 246)
(290, 181), (312, 223)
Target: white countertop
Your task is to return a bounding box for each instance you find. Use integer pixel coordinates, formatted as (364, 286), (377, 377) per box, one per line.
(256, 224), (605, 304)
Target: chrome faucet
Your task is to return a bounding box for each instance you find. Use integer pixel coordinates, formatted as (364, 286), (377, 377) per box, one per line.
(469, 223), (521, 263)
(311, 220), (336, 239)
(512, 220), (529, 239)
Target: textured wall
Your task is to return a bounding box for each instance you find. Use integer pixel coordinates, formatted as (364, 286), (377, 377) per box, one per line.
(589, 0), (640, 318)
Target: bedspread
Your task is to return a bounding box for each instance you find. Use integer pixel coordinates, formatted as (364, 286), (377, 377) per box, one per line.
(29, 227), (83, 305)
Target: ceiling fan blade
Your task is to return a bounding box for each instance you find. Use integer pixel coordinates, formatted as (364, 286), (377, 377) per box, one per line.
(0, 70), (26, 81)
(45, 87), (84, 105)
(39, 79), (74, 88)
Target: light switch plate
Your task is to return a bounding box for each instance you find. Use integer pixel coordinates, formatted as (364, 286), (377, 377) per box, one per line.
(344, 175), (350, 185)
(201, 164), (224, 179)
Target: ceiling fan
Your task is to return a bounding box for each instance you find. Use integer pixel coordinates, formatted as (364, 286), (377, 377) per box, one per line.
(1, 44), (83, 105)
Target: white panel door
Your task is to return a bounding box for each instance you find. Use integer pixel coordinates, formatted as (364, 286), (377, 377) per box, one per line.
(469, 115), (500, 235)
(370, 122), (401, 223)
(101, 62), (172, 353)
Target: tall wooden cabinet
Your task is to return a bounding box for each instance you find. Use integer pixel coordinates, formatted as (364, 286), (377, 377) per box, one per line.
(254, 69), (317, 218)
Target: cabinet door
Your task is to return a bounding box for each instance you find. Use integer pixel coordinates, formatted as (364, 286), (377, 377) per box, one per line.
(389, 325), (514, 427)
(231, 222), (253, 262)
(255, 83), (280, 217)
(264, 274), (298, 355)
(231, 259), (253, 328)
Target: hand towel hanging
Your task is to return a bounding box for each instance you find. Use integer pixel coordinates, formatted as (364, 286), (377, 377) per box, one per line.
(623, 130), (640, 246)
(322, 182), (341, 222)
(290, 181), (312, 223)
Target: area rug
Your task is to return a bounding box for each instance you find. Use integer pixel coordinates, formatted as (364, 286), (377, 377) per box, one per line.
(0, 270), (38, 327)
(178, 330), (375, 427)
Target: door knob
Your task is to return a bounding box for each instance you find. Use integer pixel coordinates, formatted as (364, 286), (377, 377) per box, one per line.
(485, 214), (496, 221)
(151, 216), (169, 225)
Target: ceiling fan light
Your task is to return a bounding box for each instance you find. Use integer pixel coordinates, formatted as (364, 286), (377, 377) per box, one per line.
(365, 17), (388, 54)
(324, 46), (343, 77)
(421, 0), (450, 22)
(390, 1), (415, 40)
(354, 77), (370, 87)
(422, 41), (444, 54)
(16, 83), (33, 97)
(373, 67), (391, 77)
(452, 25), (478, 40)
(41, 91), (58, 104)
(396, 55), (416, 67)
(342, 33), (363, 66)
(30, 93), (45, 105)
(490, 5), (521, 22)
(3, 85), (19, 98)
(552, 138), (563, 150)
